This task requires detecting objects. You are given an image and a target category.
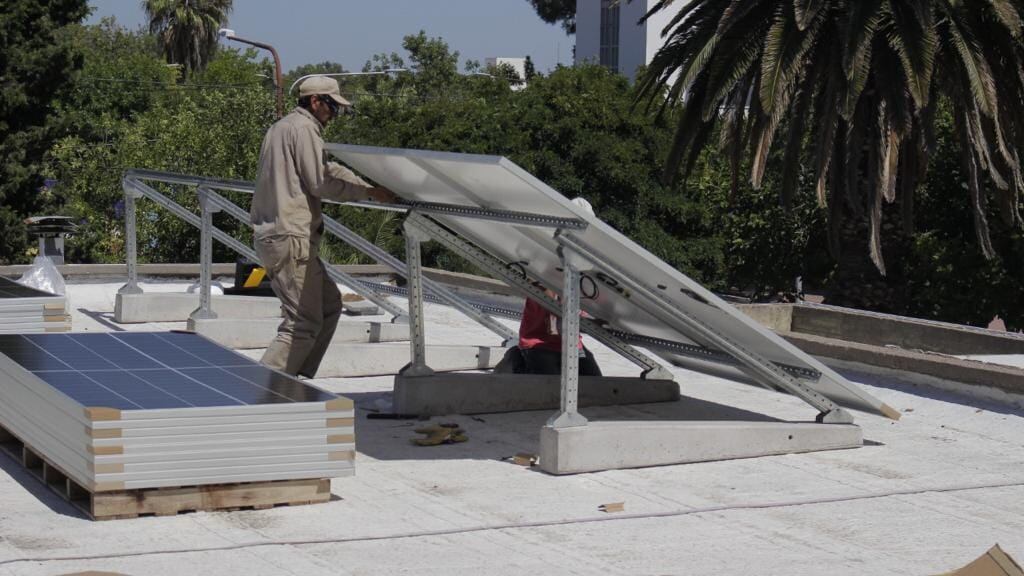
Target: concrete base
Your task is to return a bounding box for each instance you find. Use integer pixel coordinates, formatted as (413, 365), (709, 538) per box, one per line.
(188, 317), (409, 349)
(393, 373), (680, 416)
(115, 292), (282, 323)
(310, 342), (507, 378)
(539, 420), (862, 474)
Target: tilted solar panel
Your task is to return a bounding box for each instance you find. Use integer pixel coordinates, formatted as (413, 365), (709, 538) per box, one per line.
(326, 143), (898, 420)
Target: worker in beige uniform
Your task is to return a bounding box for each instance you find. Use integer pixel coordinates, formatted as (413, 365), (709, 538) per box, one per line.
(251, 75), (397, 377)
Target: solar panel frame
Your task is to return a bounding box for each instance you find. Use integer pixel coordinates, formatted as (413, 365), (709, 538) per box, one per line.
(326, 143), (897, 419)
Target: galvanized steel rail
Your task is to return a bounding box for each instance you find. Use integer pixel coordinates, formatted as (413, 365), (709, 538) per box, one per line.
(118, 169), (517, 343)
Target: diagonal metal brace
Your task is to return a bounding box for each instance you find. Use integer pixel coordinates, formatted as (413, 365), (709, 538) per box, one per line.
(123, 176), (410, 321)
(190, 183), (409, 321)
(556, 232), (844, 419)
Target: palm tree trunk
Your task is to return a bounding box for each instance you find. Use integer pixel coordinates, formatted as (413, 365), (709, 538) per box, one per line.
(826, 200), (910, 313)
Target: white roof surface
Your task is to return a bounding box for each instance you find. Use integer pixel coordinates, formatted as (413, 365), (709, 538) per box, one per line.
(0, 279), (1022, 575)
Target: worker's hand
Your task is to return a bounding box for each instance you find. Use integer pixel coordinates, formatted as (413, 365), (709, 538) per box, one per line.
(367, 186), (399, 204)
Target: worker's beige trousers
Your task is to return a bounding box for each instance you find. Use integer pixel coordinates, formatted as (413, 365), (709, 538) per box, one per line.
(255, 234), (342, 377)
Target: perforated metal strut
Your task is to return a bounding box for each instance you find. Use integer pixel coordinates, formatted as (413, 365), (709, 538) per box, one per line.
(606, 330), (822, 381)
(394, 200), (588, 230)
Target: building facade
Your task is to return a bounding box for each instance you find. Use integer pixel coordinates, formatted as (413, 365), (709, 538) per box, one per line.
(574, 0), (678, 80)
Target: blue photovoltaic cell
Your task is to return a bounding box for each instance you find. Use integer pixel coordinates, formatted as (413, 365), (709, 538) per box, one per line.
(63, 333), (162, 370)
(230, 366), (335, 403)
(179, 368), (294, 404)
(30, 335), (117, 370)
(0, 335), (70, 371)
(107, 333), (214, 368)
(131, 369), (242, 408)
(34, 371), (139, 410)
(85, 370), (191, 409)
(0, 332), (337, 410)
(152, 332), (253, 366)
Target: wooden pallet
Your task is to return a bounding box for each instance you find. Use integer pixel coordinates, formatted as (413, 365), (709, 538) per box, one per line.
(0, 423), (331, 520)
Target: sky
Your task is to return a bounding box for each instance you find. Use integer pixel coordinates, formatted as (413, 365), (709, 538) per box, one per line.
(86, 1), (576, 74)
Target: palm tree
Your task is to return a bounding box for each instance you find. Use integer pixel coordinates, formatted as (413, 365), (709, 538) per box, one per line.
(143, 0), (233, 76)
(637, 0), (1024, 280)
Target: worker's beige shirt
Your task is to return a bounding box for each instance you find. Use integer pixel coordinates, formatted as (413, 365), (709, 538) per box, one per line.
(251, 107), (372, 244)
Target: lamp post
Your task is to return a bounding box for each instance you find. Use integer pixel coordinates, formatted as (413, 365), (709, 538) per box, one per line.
(219, 28), (284, 118)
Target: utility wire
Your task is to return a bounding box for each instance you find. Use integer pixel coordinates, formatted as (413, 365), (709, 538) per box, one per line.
(1, 478), (1022, 567)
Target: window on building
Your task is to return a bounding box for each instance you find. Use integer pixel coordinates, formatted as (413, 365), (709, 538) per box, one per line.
(599, 0), (620, 72)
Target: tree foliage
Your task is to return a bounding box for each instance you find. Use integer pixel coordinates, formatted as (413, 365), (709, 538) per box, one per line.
(144, 0), (233, 76)
(47, 21), (273, 264)
(637, 0), (1024, 279)
(0, 0), (89, 263)
(42, 23), (1024, 329)
(527, 0), (577, 34)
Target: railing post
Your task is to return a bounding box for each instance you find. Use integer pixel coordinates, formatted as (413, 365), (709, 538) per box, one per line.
(189, 188), (221, 321)
(398, 213), (435, 377)
(118, 180), (144, 295)
(547, 241), (588, 430)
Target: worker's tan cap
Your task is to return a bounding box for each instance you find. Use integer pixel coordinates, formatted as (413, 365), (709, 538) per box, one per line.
(298, 75), (352, 107)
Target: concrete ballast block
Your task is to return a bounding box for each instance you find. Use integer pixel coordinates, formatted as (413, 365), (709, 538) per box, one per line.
(393, 373), (680, 415)
(114, 293), (282, 323)
(188, 317), (409, 349)
(539, 420), (863, 474)
(311, 342), (507, 378)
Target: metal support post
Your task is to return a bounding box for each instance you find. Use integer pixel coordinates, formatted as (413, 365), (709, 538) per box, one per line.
(546, 244), (588, 429)
(404, 213), (673, 380)
(399, 215), (435, 377)
(118, 184), (144, 295)
(190, 188), (221, 321)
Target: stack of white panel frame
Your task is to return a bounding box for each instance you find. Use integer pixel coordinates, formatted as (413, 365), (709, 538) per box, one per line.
(0, 333), (354, 493)
(0, 277), (70, 333)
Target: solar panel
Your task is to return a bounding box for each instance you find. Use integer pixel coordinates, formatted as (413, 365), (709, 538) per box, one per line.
(0, 277), (58, 299)
(0, 332), (335, 410)
(326, 144), (897, 419)
(0, 331), (355, 492)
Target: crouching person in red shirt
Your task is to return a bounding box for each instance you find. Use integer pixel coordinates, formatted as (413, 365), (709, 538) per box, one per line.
(494, 197), (602, 377)
(505, 295), (602, 376)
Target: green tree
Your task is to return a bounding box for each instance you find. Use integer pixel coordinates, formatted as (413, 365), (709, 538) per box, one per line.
(0, 0), (89, 263)
(524, 55), (537, 81)
(900, 103), (1024, 329)
(54, 18), (175, 143)
(637, 0), (1024, 309)
(47, 20), (272, 264)
(527, 0), (577, 34)
(144, 0), (233, 76)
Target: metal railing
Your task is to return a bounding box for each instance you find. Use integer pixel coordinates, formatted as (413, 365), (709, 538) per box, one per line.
(118, 169), (516, 343)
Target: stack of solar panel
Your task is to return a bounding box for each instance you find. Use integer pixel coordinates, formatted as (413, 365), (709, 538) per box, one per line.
(0, 277), (70, 333)
(0, 332), (354, 492)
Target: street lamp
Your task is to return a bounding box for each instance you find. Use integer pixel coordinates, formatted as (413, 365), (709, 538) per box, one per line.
(219, 28), (284, 118)
(287, 69), (408, 96)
